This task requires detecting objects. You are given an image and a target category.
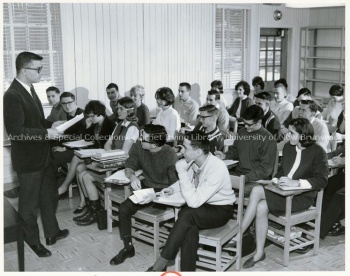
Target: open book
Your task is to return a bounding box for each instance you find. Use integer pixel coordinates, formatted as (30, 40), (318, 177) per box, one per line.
(56, 113), (84, 132)
(63, 139), (94, 148)
(155, 192), (186, 205)
(104, 169), (143, 184)
(129, 188), (155, 204)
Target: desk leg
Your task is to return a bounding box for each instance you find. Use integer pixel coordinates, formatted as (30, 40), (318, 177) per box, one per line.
(17, 226), (24, 271)
(174, 207), (180, 271)
(106, 183), (113, 233)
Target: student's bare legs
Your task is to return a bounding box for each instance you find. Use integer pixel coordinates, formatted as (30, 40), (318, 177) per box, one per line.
(75, 163), (88, 208)
(58, 155), (84, 195)
(82, 173), (99, 200)
(242, 185), (268, 260)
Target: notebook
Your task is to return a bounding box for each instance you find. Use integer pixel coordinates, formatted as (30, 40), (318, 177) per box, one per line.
(63, 139), (94, 148)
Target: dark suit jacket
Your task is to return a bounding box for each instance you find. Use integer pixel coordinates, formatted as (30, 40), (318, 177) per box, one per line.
(3, 79), (51, 173)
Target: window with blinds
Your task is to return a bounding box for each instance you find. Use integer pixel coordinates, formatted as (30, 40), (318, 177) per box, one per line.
(215, 8), (250, 90)
(3, 3), (64, 105)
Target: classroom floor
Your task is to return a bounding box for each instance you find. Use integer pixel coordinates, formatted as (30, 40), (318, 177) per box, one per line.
(3, 184), (345, 272)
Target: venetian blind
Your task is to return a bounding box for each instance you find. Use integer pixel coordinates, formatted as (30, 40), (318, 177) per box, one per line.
(3, 3), (64, 104)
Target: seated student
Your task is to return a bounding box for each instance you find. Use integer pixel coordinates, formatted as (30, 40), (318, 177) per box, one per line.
(227, 81), (254, 123)
(240, 118), (328, 269)
(298, 100), (330, 152)
(109, 124), (178, 265)
(173, 82), (199, 126)
(175, 105), (224, 154)
(130, 84), (150, 129)
(270, 78), (293, 126)
(320, 143), (345, 239)
(74, 97), (139, 226)
(46, 86), (67, 123)
(254, 91), (281, 138)
(206, 89), (230, 135)
(215, 105), (277, 190)
(52, 92), (85, 187)
(323, 84), (345, 126)
(106, 82), (122, 122)
(252, 76), (265, 95)
(147, 130), (235, 272)
(211, 79), (227, 108)
(153, 87), (181, 145)
(57, 100), (115, 208)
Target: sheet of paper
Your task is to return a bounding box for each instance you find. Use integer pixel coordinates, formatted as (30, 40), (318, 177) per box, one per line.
(129, 188), (155, 204)
(255, 180), (273, 185)
(223, 160), (239, 166)
(104, 169), (143, 184)
(277, 185), (311, 191)
(55, 113), (84, 132)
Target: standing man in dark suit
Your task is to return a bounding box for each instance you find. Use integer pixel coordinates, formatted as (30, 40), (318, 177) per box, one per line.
(3, 51), (69, 257)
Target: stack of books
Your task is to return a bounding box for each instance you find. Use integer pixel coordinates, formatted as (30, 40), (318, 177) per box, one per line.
(267, 221), (302, 242)
(91, 150), (128, 168)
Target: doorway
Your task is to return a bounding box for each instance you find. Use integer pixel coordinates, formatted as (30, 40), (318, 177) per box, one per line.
(259, 28), (289, 92)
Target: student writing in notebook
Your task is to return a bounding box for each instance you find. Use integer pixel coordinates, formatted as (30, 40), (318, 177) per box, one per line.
(239, 118), (328, 269)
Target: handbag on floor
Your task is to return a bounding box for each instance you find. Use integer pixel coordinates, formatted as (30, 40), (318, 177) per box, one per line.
(97, 210), (107, 230)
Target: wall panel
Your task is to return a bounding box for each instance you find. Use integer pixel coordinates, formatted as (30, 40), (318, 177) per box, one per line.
(61, 3), (215, 114)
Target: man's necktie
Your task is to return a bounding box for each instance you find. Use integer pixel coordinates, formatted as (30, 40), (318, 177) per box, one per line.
(30, 85), (36, 98)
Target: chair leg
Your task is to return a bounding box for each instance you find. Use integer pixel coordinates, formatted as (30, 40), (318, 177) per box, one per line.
(314, 218), (321, 255)
(106, 187), (113, 233)
(216, 244), (222, 271)
(69, 183), (73, 198)
(154, 221), (160, 262)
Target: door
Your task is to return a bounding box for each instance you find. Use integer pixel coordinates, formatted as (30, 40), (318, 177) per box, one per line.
(259, 28), (288, 92)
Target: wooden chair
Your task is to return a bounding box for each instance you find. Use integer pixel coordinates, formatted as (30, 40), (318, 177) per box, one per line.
(265, 185), (324, 266)
(195, 175), (245, 271)
(106, 170), (175, 261)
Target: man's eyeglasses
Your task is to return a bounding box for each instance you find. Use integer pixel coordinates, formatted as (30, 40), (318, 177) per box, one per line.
(243, 121), (256, 127)
(24, 66), (43, 73)
(61, 101), (75, 106)
(197, 115), (212, 120)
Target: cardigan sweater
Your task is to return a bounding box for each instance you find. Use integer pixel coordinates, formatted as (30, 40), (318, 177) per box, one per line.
(227, 97), (255, 120)
(193, 123), (224, 153)
(275, 142), (328, 198)
(136, 103), (150, 129)
(262, 109), (281, 138)
(170, 153), (235, 208)
(82, 116), (115, 149)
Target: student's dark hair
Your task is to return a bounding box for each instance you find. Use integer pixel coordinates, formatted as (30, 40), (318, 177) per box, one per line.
(117, 96), (138, 122)
(235, 81), (250, 96)
(210, 80), (223, 92)
(297, 87), (311, 98)
(198, 104), (219, 116)
(207, 89), (221, 100)
(106, 83), (119, 91)
(274, 78), (288, 89)
(16, 51), (43, 73)
(179, 82), (191, 91)
(329, 85), (344, 96)
(155, 87), (175, 106)
(185, 130), (210, 155)
(46, 86), (60, 94)
(289, 118), (316, 147)
(143, 124), (167, 147)
(300, 100), (318, 113)
(252, 76), (265, 90)
(255, 91), (271, 101)
(60, 92), (75, 101)
(85, 100), (106, 117)
(243, 105), (264, 123)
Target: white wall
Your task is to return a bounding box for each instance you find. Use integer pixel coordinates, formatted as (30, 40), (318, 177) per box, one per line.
(61, 3), (215, 115)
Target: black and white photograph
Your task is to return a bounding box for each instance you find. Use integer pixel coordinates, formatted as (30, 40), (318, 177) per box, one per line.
(2, 1), (346, 273)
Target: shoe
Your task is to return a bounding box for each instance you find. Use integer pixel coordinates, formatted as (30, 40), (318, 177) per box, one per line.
(73, 208), (92, 222)
(109, 247), (135, 265)
(146, 265), (167, 272)
(295, 245), (313, 254)
(73, 205), (87, 214)
(30, 243), (52, 257)
(46, 229), (70, 246)
(76, 212), (98, 226)
(243, 253), (266, 269)
(328, 225), (345, 237)
(4, 187), (20, 198)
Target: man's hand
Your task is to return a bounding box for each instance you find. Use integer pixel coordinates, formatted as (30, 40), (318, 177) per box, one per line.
(332, 156), (345, 166)
(214, 150), (226, 160)
(51, 120), (66, 128)
(175, 159), (194, 174)
(130, 174), (141, 191)
(138, 193), (156, 205)
(47, 128), (63, 140)
(160, 187), (174, 197)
